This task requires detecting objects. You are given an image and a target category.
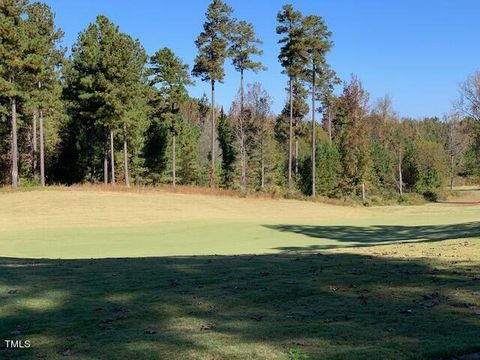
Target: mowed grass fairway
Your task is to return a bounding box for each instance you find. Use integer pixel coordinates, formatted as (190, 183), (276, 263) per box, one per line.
(0, 188), (479, 359)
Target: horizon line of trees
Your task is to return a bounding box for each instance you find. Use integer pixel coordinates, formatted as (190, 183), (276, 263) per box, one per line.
(1, 0), (479, 202)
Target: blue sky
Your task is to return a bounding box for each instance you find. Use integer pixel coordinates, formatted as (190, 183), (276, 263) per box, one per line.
(43, 0), (480, 119)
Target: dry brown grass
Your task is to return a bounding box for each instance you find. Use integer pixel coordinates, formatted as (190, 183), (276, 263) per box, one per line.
(44, 183), (283, 200)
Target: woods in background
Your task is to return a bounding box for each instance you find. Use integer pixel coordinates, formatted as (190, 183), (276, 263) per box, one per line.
(1, 0), (479, 203)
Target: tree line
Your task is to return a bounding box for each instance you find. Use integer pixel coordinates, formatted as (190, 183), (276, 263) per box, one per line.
(1, 0), (479, 203)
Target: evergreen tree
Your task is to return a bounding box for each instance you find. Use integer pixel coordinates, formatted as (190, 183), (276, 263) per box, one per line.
(192, 0), (234, 186)
(275, 80), (309, 182)
(110, 33), (148, 186)
(276, 4), (307, 186)
(149, 47), (193, 186)
(301, 140), (340, 197)
(0, 0), (29, 187)
(217, 107), (236, 187)
(24, 1), (64, 186)
(229, 20), (264, 188)
(63, 18), (110, 183)
(62, 16), (147, 185)
(301, 14), (336, 196)
(369, 138), (394, 191)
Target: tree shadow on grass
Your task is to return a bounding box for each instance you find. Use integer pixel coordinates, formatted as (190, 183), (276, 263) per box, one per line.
(264, 222), (480, 251)
(0, 251), (479, 359)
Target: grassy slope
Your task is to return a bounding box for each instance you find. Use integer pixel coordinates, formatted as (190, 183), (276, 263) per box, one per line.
(0, 188), (479, 258)
(0, 188), (479, 359)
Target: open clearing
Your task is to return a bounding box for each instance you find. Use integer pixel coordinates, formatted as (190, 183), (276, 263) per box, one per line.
(0, 188), (479, 359)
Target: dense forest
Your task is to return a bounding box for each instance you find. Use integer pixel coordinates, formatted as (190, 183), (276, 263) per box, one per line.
(1, 0), (479, 203)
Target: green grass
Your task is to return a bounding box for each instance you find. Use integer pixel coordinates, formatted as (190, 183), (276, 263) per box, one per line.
(0, 188), (479, 359)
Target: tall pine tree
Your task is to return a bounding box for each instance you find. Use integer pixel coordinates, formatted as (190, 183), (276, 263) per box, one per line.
(276, 4), (307, 187)
(229, 20), (264, 188)
(192, 0), (234, 186)
(149, 47), (193, 186)
(0, 0), (28, 187)
(301, 14), (336, 196)
(24, 1), (64, 186)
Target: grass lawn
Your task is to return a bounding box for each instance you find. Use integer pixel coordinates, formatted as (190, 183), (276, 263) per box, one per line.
(0, 188), (479, 359)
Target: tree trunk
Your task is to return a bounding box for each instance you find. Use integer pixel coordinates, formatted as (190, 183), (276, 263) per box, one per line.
(398, 149), (403, 196)
(39, 109), (45, 187)
(295, 138), (298, 177)
(110, 129), (115, 185)
(361, 183), (366, 202)
(450, 154), (455, 191)
(240, 69), (246, 188)
(123, 124), (130, 187)
(311, 61), (316, 197)
(288, 77), (293, 186)
(328, 105), (332, 143)
(89, 126), (96, 183)
(11, 98), (18, 188)
(261, 137), (265, 189)
(172, 132), (176, 187)
(103, 149), (108, 185)
(32, 111), (37, 177)
(211, 80), (216, 187)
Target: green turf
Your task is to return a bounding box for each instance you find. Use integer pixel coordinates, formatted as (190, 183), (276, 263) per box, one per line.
(0, 189), (479, 359)
(1, 220), (480, 259)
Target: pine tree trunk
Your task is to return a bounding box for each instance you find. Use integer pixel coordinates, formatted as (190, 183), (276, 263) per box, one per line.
(11, 98), (18, 188)
(261, 138), (265, 189)
(328, 105), (332, 143)
(123, 124), (130, 187)
(32, 111), (37, 178)
(450, 155), (455, 191)
(240, 69), (246, 188)
(172, 133), (176, 187)
(295, 138), (298, 177)
(211, 80), (216, 187)
(89, 127), (96, 183)
(398, 149), (403, 196)
(110, 129), (115, 185)
(39, 109), (45, 187)
(104, 150), (108, 185)
(288, 77), (293, 187)
(311, 61), (316, 197)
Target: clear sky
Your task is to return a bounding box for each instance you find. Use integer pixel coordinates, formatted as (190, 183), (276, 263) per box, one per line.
(43, 0), (480, 119)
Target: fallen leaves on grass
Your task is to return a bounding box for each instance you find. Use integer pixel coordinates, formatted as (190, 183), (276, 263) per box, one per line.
(248, 314), (265, 322)
(115, 314), (128, 321)
(59, 348), (72, 357)
(200, 322), (216, 331)
(357, 294), (368, 304)
(292, 339), (306, 346)
(205, 304), (217, 316)
(10, 324), (27, 336)
(170, 279), (181, 287)
(113, 306), (131, 314)
(144, 327), (157, 335)
(415, 292), (445, 309)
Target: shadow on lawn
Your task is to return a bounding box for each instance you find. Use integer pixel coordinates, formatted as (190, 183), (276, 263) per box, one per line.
(264, 222), (480, 251)
(0, 250), (479, 359)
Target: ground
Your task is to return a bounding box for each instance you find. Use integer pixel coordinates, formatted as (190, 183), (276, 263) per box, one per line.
(0, 187), (479, 359)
